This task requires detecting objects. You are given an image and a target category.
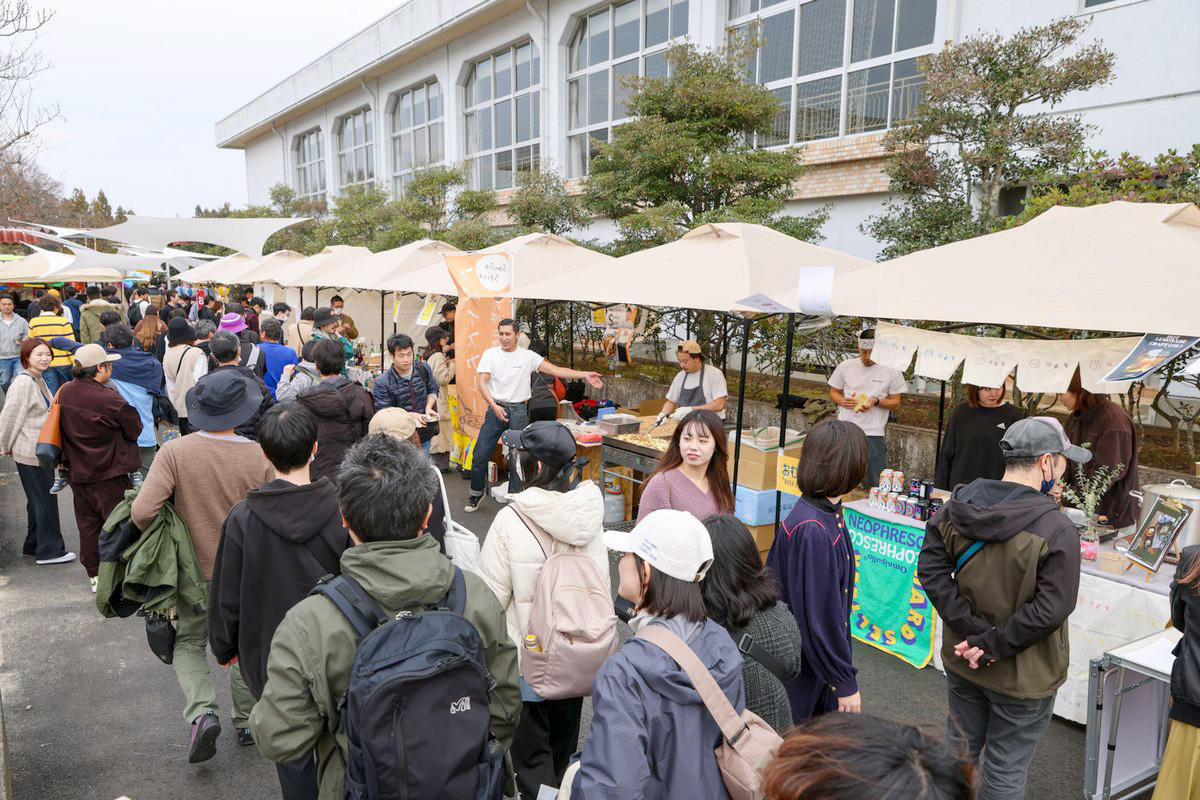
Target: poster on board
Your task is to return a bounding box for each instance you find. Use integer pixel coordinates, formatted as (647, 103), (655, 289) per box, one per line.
(1104, 334), (1199, 383)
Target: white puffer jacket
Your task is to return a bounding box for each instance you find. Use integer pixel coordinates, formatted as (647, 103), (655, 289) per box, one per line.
(477, 481), (610, 656)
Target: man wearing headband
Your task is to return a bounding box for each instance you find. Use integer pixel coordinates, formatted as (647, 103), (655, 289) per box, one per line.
(655, 340), (728, 427)
(828, 328), (905, 488)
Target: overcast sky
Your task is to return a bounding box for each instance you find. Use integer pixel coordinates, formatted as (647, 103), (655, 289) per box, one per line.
(34, 0), (400, 217)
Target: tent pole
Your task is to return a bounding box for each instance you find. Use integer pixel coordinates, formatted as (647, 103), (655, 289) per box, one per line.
(774, 313), (796, 532)
(380, 290), (385, 360)
(935, 380), (947, 473)
(731, 316), (752, 491)
(569, 302), (575, 368)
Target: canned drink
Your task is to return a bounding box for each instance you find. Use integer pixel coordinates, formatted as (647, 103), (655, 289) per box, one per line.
(892, 471), (906, 493)
(887, 492), (900, 514)
(879, 469), (893, 490)
(868, 488), (880, 508)
(915, 500), (930, 521)
(903, 498), (917, 518)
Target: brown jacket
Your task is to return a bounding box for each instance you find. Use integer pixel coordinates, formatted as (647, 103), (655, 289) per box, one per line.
(1064, 398), (1140, 528)
(57, 376), (142, 483)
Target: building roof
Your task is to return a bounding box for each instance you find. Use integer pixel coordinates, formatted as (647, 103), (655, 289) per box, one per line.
(214, 0), (522, 149)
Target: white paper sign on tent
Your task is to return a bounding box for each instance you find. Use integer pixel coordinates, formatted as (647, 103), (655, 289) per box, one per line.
(961, 343), (1017, 388)
(870, 325), (918, 371)
(913, 332), (969, 381)
(1016, 343), (1079, 393)
(795, 266), (835, 316)
(736, 292), (794, 314)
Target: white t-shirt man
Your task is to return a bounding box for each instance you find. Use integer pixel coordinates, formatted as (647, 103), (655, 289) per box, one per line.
(477, 346), (545, 404)
(666, 363), (729, 420)
(828, 358), (906, 436)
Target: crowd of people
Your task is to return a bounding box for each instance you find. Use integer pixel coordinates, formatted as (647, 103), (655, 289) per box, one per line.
(2, 291), (1198, 800)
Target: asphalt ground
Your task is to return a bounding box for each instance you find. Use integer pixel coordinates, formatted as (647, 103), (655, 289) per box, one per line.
(0, 460), (1090, 799)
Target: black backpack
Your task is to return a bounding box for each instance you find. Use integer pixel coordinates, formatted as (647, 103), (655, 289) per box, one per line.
(311, 568), (506, 800)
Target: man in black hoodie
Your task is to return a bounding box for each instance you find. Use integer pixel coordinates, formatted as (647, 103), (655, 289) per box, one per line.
(919, 416), (1091, 800)
(209, 402), (348, 800)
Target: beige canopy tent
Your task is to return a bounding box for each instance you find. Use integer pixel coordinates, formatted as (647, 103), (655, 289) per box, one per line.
(0, 250), (126, 283)
(479, 232), (615, 292)
(173, 252), (249, 284)
(297, 240), (462, 293)
(511, 222), (870, 311)
(175, 250), (308, 285)
(266, 245), (373, 288)
(820, 202), (1200, 336)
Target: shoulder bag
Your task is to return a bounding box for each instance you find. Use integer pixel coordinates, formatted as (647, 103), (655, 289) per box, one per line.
(35, 386), (63, 468)
(638, 624), (782, 800)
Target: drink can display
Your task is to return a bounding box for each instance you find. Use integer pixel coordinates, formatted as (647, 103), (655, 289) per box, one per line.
(868, 488), (880, 508)
(892, 471), (906, 493)
(915, 501), (930, 521)
(888, 493), (902, 514)
(903, 497), (916, 517)
(879, 469), (893, 490)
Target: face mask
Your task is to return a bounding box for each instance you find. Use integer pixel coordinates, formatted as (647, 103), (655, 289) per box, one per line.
(331, 307), (343, 316)
(1039, 457), (1056, 495)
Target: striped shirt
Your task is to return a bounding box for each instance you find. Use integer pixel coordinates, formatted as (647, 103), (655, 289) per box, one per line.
(29, 313), (76, 367)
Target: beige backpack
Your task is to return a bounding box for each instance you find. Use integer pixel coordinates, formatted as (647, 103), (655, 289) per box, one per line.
(638, 625), (783, 800)
(512, 507), (618, 700)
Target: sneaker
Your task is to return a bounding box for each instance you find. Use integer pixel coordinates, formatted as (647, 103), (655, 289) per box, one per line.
(188, 712), (221, 763)
(464, 494), (483, 513)
(48, 473), (67, 494)
(236, 727), (254, 747)
(130, 471), (144, 489)
(89, 576), (98, 594)
(36, 551), (76, 565)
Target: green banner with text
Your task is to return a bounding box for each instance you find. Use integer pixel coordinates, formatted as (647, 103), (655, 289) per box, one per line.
(844, 505), (937, 669)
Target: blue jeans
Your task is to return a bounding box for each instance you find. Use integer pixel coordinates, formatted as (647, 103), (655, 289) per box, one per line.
(0, 357), (18, 393)
(42, 366), (72, 395)
(469, 402), (528, 497)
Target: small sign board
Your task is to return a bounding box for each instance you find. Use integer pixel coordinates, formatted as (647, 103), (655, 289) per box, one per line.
(777, 455), (801, 497)
(1104, 334), (1199, 382)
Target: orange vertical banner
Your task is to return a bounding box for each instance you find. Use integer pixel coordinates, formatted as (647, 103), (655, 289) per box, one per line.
(444, 252), (515, 439)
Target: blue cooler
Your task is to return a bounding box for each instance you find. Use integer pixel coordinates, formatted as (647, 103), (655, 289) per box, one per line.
(734, 485), (799, 527)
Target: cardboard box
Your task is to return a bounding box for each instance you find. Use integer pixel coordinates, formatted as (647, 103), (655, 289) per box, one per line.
(746, 523), (777, 553)
(727, 428), (804, 490)
(639, 397), (667, 416)
(734, 485), (799, 527)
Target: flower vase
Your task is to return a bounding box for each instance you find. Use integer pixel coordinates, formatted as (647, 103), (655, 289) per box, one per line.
(1080, 515), (1101, 562)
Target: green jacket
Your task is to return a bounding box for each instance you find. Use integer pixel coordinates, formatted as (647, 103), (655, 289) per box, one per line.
(96, 488), (207, 618)
(249, 535), (520, 800)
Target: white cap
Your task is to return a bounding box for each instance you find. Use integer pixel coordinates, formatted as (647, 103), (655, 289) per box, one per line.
(602, 509), (714, 583)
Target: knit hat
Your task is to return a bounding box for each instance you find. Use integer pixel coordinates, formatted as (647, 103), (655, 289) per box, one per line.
(167, 316), (196, 346)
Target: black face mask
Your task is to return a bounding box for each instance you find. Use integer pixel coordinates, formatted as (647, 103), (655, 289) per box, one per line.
(1039, 457), (1057, 495)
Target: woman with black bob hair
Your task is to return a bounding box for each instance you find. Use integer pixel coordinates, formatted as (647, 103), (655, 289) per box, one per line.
(701, 514), (802, 733)
(569, 509), (745, 799)
(769, 418), (867, 724)
(762, 713), (976, 799)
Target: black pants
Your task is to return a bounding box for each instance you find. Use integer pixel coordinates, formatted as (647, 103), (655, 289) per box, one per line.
(17, 462), (66, 560)
(275, 749), (318, 800)
(512, 697), (583, 799)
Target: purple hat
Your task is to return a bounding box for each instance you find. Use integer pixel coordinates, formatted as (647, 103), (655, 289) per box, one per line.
(219, 312), (247, 334)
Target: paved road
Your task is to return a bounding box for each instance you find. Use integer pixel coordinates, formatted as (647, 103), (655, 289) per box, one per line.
(0, 461), (1086, 799)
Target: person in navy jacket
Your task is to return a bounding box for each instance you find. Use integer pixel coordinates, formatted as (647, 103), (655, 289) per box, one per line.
(768, 418), (867, 722)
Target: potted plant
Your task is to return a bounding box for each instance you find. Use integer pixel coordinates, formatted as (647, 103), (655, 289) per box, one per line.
(1060, 453), (1126, 562)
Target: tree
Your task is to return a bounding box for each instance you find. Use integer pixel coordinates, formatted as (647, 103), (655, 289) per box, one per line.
(583, 40), (826, 254)
(863, 17), (1115, 259)
(507, 163), (587, 236)
(397, 165), (508, 250)
(314, 182), (410, 251)
(0, 2), (58, 165)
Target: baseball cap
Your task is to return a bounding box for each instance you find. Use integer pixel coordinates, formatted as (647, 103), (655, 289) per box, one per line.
(368, 407), (424, 441)
(603, 509), (714, 583)
(72, 343), (121, 369)
(502, 421), (576, 465)
(677, 340), (702, 356)
(1000, 416), (1092, 463)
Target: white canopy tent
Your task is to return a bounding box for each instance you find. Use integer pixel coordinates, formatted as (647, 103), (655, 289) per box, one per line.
(0, 250), (127, 283)
(262, 245), (373, 288)
(510, 223), (870, 311)
(88, 215), (308, 259)
(307, 239), (462, 292)
(818, 202), (1200, 337)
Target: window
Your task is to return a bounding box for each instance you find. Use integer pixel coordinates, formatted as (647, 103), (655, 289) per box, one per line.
(729, 0), (936, 146)
(567, 0), (690, 178)
(335, 107), (375, 188)
(464, 41), (541, 190)
(293, 128), (326, 202)
(389, 79), (444, 195)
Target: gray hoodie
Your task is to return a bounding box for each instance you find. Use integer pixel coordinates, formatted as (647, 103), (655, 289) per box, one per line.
(0, 312), (28, 359)
(573, 617), (745, 800)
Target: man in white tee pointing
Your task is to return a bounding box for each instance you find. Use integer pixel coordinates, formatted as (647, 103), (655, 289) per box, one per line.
(466, 317), (603, 512)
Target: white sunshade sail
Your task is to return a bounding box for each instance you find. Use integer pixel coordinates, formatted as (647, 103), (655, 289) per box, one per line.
(88, 215), (308, 259)
(328, 239), (463, 293)
(0, 249), (125, 283)
(44, 243), (167, 275)
(822, 202), (1200, 337)
(511, 223), (871, 312)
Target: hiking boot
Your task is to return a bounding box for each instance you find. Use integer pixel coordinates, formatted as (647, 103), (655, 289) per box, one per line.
(188, 712), (221, 763)
(48, 473), (67, 494)
(464, 494), (483, 513)
(236, 727), (254, 747)
(36, 552), (76, 565)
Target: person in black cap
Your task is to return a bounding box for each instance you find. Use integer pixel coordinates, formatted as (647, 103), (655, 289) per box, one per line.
(475, 420), (611, 798)
(164, 316), (208, 435)
(131, 369), (276, 764)
(439, 302), (456, 345)
(918, 416), (1090, 800)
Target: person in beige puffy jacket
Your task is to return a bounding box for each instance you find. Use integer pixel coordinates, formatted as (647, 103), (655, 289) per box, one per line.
(476, 421), (609, 800)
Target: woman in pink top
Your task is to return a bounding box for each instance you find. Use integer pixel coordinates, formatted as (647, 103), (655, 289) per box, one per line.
(637, 410), (734, 521)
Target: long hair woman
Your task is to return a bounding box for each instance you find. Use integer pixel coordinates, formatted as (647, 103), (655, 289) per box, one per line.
(701, 514), (802, 733)
(769, 418), (867, 723)
(0, 337), (73, 565)
(1154, 546), (1200, 798)
(133, 306), (166, 361)
(570, 509), (744, 799)
(637, 409), (734, 521)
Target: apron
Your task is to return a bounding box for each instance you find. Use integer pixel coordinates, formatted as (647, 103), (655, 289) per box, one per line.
(675, 368), (708, 407)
